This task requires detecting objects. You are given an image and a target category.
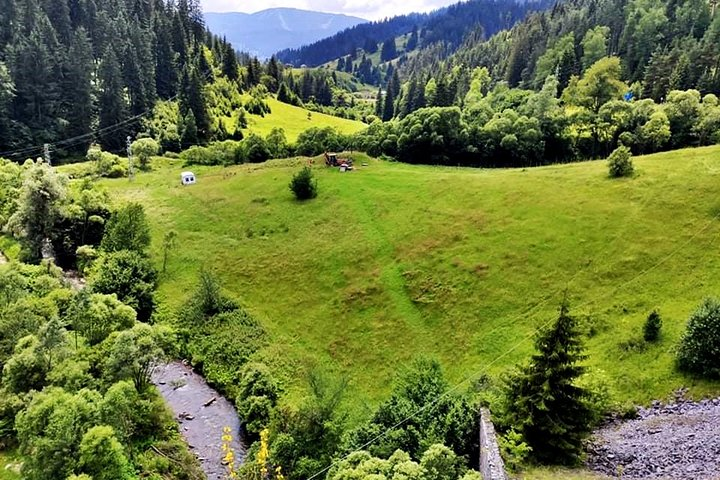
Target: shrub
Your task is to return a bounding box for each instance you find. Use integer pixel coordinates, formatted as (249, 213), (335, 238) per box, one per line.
(243, 134), (271, 163)
(131, 138), (160, 171)
(87, 146), (126, 178)
(179, 142), (243, 166)
(76, 245), (98, 275)
(607, 145), (634, 178)
(289, 167), (318, 200)
(676, 298), (720, 378)
(499, 429), (532, 472)
(179, 145), (216, 166)
(295, 127), (345, 156)
(643, 309), (662, 342)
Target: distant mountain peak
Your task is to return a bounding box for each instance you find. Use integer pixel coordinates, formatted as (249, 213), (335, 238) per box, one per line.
(204, 8), (367, 59)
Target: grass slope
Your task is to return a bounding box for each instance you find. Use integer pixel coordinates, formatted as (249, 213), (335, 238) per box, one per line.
(0, 451), (21, 480)
(243, 98), (366, 142)
(100, 146), (720, 410)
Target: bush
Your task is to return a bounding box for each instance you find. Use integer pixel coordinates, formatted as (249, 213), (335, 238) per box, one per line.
(607, 145), (634, 178)
(87, 146), (126, 178)
(498, 429), (532, 472)
(243, 134), (271, 163)
(295, 127), (346, 156)
(131, 138), (160, 171)
(289, 167), (318, 200)
(677, 298), (720, 378)
(179, 142), (243, 167)
(643, 309), (662, 342)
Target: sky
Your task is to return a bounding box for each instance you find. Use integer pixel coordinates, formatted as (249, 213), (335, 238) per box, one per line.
(200, 0), (460, 21)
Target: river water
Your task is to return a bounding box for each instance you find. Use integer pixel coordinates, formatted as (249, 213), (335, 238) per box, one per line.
(152, 362), (245, 479)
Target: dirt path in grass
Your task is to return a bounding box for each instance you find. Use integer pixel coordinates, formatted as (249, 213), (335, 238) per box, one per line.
(587, 393), (720, 479)
(152, 362), (245, 480)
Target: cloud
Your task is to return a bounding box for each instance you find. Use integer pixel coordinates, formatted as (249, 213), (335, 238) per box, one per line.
(200, 0), (459, 20)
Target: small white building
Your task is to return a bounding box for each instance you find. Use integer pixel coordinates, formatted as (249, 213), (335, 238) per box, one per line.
(181, 171), (196, 185)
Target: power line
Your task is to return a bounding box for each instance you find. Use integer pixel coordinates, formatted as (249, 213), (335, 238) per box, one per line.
(0, 68), (217, 160)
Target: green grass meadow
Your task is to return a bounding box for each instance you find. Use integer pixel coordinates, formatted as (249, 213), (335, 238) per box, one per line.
(98, 145), (720, 411)
(242, 98), (366, 142)
(0, 451), (21, 480)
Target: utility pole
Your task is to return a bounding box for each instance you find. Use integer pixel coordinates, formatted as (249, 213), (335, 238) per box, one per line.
(127, 136), (134, 181)
(43, 143), (51, 166)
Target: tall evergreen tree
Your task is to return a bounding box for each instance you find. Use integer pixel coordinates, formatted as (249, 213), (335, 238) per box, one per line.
(98, 46), (129, 152)
(502, 301), (594, 465)
(374, 87), (383, 117)
(155, 17), (178, 99)
(221, 40), (239, 81)
(380, 37), (398, 62)
(63, 28), (94, 154)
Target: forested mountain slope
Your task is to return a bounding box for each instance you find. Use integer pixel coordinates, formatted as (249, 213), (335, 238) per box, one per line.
(276, 0), (552, 71)
(443, 0), (719, 95)
(205, 9), (367, 59)
(0, 0), (242, 158)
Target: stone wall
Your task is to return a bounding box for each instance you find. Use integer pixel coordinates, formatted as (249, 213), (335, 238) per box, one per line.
(479, 408), (508, 480)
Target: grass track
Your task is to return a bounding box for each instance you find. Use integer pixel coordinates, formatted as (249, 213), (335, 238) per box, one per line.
(98, 146), (720, 410)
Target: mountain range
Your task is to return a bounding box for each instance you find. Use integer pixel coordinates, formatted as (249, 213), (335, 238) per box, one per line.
(204, 8), (367, 59)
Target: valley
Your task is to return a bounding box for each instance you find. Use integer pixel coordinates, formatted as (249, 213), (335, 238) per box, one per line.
(100, 146), (720, 409)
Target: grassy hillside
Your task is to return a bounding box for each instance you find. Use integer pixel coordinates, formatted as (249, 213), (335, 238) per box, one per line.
(243, 98), (366, 141)
(99, 146), (720, 410)
(0, 451), (21, 480)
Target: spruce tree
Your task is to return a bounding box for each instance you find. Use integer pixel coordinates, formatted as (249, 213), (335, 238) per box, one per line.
(380, 38), (397, 62)
(155, 19), (179, 99)
(382, 84), (395, 121)
(63, 28), (94, 154)
(374, 87), (383, 118)
(502, 301), (593, 465)
(98, 46), (129, 152)
(221, 41), (239, 81)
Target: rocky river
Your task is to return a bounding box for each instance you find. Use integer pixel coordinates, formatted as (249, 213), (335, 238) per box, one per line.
(153, 362), (245, 480)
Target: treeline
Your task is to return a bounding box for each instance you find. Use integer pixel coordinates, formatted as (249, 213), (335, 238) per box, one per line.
(0, 159), (201, 479)
(277, 0), (551, 77)
(365, 59), (720, 167)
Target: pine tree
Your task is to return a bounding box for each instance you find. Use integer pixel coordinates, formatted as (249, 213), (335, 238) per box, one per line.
(98, 46), (129, 152)
(407, 26), (419, 51)
(221, 41), (239, 81)
(0, 62), (15, 151)
(7, 17), (61, 141)
(382, 83), (395, 121)
(502, 301), (594, 465)
(181, 110), (198, 146)
(267, 55), (281, 91)
(374, 87), (383, 118)
(179, 65), (209, 140)
(63, 28), (94, 154)
(155, 17), (178, 99)
(380, 38), (397, 62)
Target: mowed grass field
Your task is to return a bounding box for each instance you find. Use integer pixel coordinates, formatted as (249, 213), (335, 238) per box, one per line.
(99, 145), (720, 410)
(242, 98), (366, 141)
